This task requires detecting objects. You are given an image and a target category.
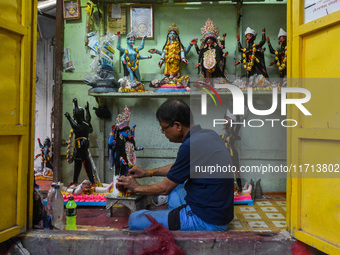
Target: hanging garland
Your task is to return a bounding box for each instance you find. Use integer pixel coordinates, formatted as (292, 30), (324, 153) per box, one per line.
(242, 44), (260, 72)
(275, 46), (287, 72)
(125, 142), (136, 168)
(40, 146), (53, 164)
(125, 49), (140, 72)
(66, 129), (75, 164)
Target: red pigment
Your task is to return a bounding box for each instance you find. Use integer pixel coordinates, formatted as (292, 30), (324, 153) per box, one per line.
(291, 240), (313, 255)
(139, 214), (185, 255)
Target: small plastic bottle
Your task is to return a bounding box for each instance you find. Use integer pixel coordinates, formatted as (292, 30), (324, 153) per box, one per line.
(34, 184), (44, 203)
(45, 183), (57, 229)
(65, 196), (77, 230)
(46, 183), (56, 217)
(33, 184), (45, 229)
(51, 184), (64, 230)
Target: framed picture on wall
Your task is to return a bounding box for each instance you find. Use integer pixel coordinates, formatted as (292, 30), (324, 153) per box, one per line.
(130, 4), (153, 39)
(63, 0), (81, 20)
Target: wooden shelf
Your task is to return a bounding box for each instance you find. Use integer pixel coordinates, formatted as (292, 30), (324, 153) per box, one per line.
(89, 89), (278, 98)
(101, 0), (224, 3)
(100, 0), (278, 4)
(90, 91), (199, 98)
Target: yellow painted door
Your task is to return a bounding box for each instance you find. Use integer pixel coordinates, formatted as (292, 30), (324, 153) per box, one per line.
(0, 0), (37, 243)
(287, 1), (340, 254)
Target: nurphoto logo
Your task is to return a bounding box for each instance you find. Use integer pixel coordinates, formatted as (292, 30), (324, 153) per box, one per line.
(200, 84), (311, 128)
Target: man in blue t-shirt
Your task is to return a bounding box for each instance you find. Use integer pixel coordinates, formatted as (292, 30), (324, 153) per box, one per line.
(117, 99), (234, 231)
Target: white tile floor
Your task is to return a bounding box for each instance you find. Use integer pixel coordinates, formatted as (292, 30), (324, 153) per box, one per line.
(229, 196), (286, 231)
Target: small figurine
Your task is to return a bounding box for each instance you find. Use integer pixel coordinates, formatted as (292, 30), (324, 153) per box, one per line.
(195, 19), (228, 79)
(254, 179), (263, 200)
(93, 105), (111, 119)
(149, 75), (190, 92)
(267, 28), (287, 78)
(234, 182), (253, 197)
(149, 22), (196, 79)
(64, 98), (95, 186)
(116, 31), (152, 91)
(35, 137), (53, 171)
(108, 106), (143, 195)
(61, 180), (113, 195)
(235, 27), (268, 78)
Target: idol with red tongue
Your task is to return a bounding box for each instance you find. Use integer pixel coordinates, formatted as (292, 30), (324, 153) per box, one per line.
(148, 22), (197, 79)
(116, 31), (152, 86)
(195, 19), (228, 79)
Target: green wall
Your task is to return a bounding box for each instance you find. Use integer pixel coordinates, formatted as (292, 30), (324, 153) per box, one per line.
(62, 1), (287, 192)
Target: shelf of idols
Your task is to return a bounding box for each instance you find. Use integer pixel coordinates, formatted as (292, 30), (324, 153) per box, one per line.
(101, 0), (216, 3)
(100, 0), (286, 4)
(88, 87), (281, 98)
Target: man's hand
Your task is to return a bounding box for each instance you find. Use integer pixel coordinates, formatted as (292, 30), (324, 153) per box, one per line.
(117, 175), (140, 193)
(128, 166), (149, 178)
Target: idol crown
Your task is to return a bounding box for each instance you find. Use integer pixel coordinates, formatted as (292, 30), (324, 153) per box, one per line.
(245, 27), (257, 37)
(116, 106), (130, 130)
(126, 31), (136, 40)
(168, 22), (179, 34)
(201, 18), (219, 40)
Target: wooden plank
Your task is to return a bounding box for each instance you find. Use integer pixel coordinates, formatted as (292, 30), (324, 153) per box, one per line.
(0, 126), (28, 136)
(0, 17), (27, 35)
(102, 0), (213, 3)
(28, 0), (38, 229)
(296, 11), (340, 36)
(293, 128), (340, 141)
(53, 0), (64, 182)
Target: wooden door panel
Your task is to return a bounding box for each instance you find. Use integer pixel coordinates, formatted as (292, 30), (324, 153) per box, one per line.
(0, 30), (21, 125)
(300, 79), (340, 129)
(303, 25), (340, 78)
(287, 1), (340, 253)
(0, 0), (36, 243)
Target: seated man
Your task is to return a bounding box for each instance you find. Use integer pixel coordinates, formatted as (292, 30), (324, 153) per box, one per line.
(117, 99), (234, 231)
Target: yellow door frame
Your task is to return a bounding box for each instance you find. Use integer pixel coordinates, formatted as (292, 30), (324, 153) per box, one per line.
(0, 0), (37, 243)
(287, 1), (340, 254)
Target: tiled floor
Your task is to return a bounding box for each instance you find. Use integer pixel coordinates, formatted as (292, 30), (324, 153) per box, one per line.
(229, 196), (286, 232)
(37, 180), (286, 232)
(73, 196), (287, 232)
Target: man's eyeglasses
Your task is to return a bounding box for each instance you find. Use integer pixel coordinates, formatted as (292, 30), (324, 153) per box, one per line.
(161, 122), (174, 133)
